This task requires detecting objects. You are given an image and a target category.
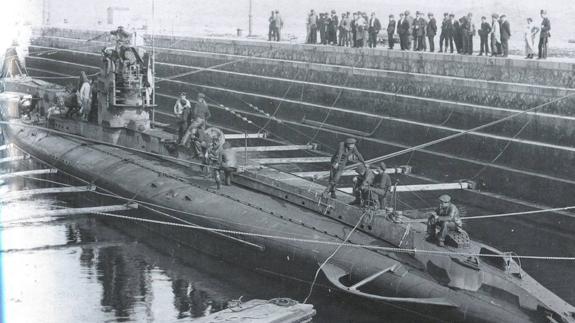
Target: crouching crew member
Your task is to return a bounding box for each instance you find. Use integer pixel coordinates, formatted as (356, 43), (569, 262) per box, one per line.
(350, 164), (376, 207)
(427, 194), (462, 247)
(325, 138), (365, 199)
(221, 142), (237, 186)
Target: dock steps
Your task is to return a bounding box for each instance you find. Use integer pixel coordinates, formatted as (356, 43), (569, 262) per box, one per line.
(0, 169), (58, 180)
(1, 185), (96, 202)
(23, 203), (139, 217)
(0, 155), (29, 165)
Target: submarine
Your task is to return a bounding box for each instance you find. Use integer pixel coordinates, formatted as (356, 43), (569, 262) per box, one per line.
(1, 33), (574, 323)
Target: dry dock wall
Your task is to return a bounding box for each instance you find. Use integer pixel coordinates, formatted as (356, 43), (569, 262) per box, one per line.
(25, 28), (575, 209)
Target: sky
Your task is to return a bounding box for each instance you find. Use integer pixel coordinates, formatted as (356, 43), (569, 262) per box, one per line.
(1, 0), (574, 54)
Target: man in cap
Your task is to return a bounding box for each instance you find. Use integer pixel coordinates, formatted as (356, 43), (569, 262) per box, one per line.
(325, 138), (366, 199)
(329, 10), (339, 45)
(182, 92), (211, 146)
(205, 136), (224, 189)
(538, 10), (551, 59)
(397, 12), (409, 50)
(373, 162), (392, 209)
(426, 13), (437, 52)
(427, 194), (462, 247)
(478, 16), (492, 56)
(387, 15), (396, 49)
(350, 164), (375, 206)
(173, 92), (191, 144)
(500, 14), (511, 57)
(438, 13), (449, 52)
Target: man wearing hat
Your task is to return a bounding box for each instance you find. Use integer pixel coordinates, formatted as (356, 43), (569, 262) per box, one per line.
(387, 15), (396, 49)
(173, 92), (191, 143)
(350, 164), (375, 206)
(413, 11), (427, 51)
(427, 194), (462, 247)
(426, 13), (437, 52)
(538, 10), (551, 59)
(325, 138), (365, 199)
(329, 10), (339, 45)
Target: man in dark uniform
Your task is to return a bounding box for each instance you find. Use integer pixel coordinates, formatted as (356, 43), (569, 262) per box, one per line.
(182, 93), (211, 146)
(368, 12), (381, 48)
(387, 15), (396, 49)
(438, 13), (449, 52)
(500, 14), (511, 57)
(413, 11), (427, 51)
(318, 13), (326, 45)
(329, 10), (339, 45)
(397, 12), (409, 50)
(205, 136), (223, 189)
(426, 13), (437, 52)
(454, 17), (463, 53)
(478, 16), (491, 56)
(350, 164), (375, 206)
(325, 138), (365, 199)
(538, 10), (551, 59)
(427, 194), (463, 247)
(373, 162), (392, 209)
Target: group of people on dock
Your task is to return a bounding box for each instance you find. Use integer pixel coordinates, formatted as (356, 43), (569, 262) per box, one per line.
(303, 9), (551, 59)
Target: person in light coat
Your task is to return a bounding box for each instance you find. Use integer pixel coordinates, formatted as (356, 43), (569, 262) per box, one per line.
(489, 13), (501, 56)
(78, 71), (91, 121)
(524, 18), (539, 59)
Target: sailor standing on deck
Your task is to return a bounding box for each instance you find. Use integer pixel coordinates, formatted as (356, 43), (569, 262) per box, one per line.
(427, 194), (462, 247)
(325, 138), (365, 199)
(78, 71), (91, 121)
(373, 162), (392, 209)
(174, 92), (191, 144)
(191, 93), (210, 132)
(221, 142), (237, 186)
(206, 136), (223, 190)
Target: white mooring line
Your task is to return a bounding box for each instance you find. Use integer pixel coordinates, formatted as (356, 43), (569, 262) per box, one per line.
(0, 155), (29, 165)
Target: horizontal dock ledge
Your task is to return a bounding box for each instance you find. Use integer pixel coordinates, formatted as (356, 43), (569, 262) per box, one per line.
(224, 133), (266, 139)
(294, 166), (412, 178)
(231, 144), (316, 152)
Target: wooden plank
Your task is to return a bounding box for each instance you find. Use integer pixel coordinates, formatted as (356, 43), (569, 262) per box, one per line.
(294, 167), (409, 178)
(339, 182), (473, 194)
(0, 169), (57, 180)
(231, 144), (315, 152)
(249, 157), (331, 164)
(25, 203), (138, 217)
(1, 185), (96, 201)
(225, 133), (266, 139)
(0, 155), (28, 164)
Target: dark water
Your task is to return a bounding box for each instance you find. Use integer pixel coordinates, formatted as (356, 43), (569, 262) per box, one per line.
(1, 153), (574, 322)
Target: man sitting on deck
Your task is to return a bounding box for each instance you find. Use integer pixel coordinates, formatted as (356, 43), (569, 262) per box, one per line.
(324, 138), (365, 199)
(427, 194), (463, 247)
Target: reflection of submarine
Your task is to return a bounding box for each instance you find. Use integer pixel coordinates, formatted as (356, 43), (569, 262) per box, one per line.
(1, 37), (575, 323)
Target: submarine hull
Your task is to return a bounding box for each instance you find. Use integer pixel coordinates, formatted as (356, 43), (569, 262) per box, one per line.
(0, 120), (554, 323)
